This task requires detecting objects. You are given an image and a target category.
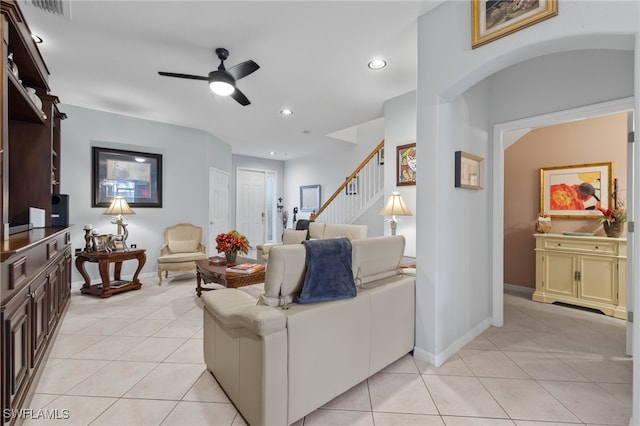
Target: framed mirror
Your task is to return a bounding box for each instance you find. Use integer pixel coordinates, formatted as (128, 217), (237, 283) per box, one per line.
(300, 184), (321, 212)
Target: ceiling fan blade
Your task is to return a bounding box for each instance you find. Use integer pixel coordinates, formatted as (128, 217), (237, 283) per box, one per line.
(230, 87), (251, 106)
(227, 60), (260, 81)
(158, 71), (209, 81)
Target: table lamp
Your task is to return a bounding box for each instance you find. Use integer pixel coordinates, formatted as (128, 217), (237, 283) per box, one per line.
(104, 197), (135, 249)
(379, 191), (412, 236)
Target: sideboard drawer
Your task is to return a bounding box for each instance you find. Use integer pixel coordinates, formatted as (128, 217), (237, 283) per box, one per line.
(543, 238), (616, 254)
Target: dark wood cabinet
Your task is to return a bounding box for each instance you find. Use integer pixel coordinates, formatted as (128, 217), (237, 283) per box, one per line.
(1, 2), (70, 424)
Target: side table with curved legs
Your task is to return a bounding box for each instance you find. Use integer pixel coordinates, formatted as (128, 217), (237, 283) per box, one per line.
(76, 249), (146, 298)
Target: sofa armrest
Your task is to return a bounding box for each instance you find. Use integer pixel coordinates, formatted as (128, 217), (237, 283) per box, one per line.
(202, 289), (286, 336)
(256, 242), (282, 260)
(198, 242), (206, 253)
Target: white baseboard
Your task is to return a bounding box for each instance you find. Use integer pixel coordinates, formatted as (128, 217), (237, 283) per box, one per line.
(412, 316), (492, 367)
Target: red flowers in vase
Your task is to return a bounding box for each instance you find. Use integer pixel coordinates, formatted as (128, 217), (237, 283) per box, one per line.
(215, 230), (250, 255)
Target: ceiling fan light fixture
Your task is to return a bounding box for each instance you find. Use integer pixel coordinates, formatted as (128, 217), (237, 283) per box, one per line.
(208, 71), (235, 96)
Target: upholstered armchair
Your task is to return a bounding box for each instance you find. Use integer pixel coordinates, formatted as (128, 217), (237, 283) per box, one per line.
(157, 223), (207, 285)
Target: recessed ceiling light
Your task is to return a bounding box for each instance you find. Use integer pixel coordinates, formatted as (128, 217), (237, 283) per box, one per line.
(269, 151), (276, 155)
(368, 58), (387, 70)
(31, 33), (43, 44)
(303, 130), (311, 134)
(280, 109), (293, 116)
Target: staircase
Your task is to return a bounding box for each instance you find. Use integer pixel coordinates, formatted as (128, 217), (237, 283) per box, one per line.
(312, 141), (384, 224)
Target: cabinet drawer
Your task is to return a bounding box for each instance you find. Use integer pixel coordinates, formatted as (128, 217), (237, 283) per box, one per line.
(543, 238), (616, 254)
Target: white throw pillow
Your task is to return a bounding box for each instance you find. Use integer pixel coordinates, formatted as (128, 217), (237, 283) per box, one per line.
(282, 229), (308, 245)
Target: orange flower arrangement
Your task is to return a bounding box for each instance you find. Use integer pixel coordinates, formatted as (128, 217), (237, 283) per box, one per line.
(215, 230), (249, 256)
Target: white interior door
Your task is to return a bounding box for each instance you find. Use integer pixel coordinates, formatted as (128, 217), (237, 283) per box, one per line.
(236, 169), (266, 257)
(208, 167), (229, 256)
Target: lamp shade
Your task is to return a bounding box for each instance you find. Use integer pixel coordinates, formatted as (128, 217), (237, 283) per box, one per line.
(104, 197), (135, 216)
(379, 192), (412, 216)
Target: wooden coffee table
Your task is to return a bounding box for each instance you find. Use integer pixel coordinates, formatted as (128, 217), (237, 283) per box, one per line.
(196, 256), (266, 297)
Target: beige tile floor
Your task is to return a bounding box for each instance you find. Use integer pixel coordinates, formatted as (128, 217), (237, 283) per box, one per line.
(21, 274), (631, 426)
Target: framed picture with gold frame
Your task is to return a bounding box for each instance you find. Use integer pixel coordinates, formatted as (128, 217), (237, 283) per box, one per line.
(472, 0), (558, 49)
(540, 162), (612, 219)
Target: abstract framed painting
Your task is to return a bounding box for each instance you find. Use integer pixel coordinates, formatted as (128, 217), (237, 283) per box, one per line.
(92, 146), (163, 208)
(540, 162), (612, 219)
(396, 143), (416, 186)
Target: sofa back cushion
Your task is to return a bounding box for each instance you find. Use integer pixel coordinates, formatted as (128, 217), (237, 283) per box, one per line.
(308, 222), (368, 240)
(308, 222), (326, 239)
(282, 229), (308, 245)
(351, 236), (405, 285)
(259, 244), (307, 307)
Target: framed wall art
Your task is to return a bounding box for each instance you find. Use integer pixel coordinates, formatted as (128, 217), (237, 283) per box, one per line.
(540, 162), (612, 219)
(346, 176), (358, 195)
(454, 151), (483, 190)
(300, 184), (321, 212)
(396, 143), (416, 186)
(92, 147), (163, 208)
(471, 0), (558, 49)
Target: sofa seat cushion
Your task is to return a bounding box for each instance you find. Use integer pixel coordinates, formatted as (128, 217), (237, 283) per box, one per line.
(202, 289), (286, 336)
(294, 238), (356, 304)
(158, 252), (207, 263)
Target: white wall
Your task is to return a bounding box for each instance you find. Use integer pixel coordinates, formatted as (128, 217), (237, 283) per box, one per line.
(415, 0), (639, 366)
(60, 104), (232, 286)
(383, 91), (417, 256)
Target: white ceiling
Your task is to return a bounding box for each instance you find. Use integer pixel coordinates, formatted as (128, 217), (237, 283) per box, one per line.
(21, 1), (442, 160)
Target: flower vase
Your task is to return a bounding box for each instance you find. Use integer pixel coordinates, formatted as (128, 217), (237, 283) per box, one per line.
(603, 221), (624, 238)
(225, 250), (238, 264)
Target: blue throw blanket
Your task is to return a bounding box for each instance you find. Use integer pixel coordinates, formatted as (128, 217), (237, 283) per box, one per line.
(295, 238), (356, 304)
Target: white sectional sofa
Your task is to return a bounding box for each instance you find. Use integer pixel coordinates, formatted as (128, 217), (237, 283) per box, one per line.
(255, 222), (368, 261)
(202, 235), (415, 426)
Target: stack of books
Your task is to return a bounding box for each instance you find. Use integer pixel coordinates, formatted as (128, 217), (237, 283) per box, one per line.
(226, 263), (265, 274)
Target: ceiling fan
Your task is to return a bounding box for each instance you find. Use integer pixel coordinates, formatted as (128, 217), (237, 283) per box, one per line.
(158, 48), (259, 106)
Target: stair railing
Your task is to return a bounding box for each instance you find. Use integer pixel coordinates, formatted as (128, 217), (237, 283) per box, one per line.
(311, 140), (384, 224)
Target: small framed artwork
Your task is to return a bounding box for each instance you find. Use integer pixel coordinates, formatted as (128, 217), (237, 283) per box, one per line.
(378, 148), (385, 165)
(92, 146), (163, 208)
(540, 162), (612, 219)
(346, 176), (358, 195)
(455, 151), (483, 190)
(397, 143), (416, 186)
(300, 184), (321, 212)
(471, 0), (558, 49)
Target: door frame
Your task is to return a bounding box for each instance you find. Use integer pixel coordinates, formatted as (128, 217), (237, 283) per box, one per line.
(208, 167), (230, 257)
(235, 167), (279, 245)
(492, 97), (635, 327)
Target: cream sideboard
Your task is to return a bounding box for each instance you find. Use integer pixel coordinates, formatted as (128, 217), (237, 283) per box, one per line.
(533, 233), (626, 319)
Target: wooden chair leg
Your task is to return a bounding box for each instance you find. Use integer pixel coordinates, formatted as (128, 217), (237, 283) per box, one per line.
(158, 268), (163, 285)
